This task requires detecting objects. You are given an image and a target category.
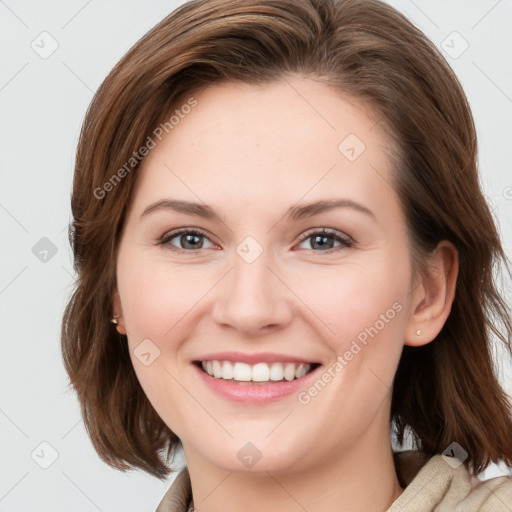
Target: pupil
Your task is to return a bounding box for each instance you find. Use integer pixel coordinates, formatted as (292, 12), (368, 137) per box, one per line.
(312, 235), (333, 250)
(182, 234), (202, 249)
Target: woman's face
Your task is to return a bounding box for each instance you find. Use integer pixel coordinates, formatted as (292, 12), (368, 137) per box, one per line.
(114, 77), (420, 474)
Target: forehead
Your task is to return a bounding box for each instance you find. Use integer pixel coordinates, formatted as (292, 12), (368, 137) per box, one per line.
(129, 77), (397, 220)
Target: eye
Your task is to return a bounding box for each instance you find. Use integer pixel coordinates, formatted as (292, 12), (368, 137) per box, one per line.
(159, 228), (218, 253)
(296, 228), (353, 252)
(158, 227), (352, 254)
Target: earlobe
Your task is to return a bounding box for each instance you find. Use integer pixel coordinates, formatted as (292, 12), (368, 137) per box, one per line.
(111, 288), (128, 336)
(404, 241), (458, 347)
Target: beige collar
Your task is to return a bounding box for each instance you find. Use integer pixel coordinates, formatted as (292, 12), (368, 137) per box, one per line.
(156, 451), (512, 512)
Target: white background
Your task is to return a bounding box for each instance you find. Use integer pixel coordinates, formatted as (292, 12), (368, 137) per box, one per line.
(1, 1), (511, 510)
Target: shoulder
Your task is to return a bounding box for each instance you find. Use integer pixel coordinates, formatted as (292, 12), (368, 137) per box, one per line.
(389, 451), (512, 511)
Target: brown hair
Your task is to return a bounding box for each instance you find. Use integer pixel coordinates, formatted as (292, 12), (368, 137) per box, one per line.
(62, 0), (512, 478)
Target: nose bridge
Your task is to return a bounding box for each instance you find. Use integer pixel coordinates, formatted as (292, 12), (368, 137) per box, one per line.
(232, 247), (272, 301)
(212, 240), (292, 334)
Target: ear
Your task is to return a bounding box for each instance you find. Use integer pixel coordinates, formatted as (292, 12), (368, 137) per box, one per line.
(404, 241), (458, 347)
(112, 288), (127, 335)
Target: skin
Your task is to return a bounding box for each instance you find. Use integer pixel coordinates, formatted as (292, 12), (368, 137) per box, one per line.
(113, 76), (458, 512)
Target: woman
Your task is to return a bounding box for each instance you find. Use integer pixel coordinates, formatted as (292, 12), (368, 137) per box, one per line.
(62, 0), (512, 510)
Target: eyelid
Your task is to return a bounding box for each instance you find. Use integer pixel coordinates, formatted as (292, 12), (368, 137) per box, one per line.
(295, 227), (353, 247)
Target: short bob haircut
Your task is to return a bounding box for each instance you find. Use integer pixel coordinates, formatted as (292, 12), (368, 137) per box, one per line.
(62, 0), (512, 479)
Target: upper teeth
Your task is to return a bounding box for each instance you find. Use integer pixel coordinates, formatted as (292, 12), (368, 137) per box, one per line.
(201, 361), (311, 382)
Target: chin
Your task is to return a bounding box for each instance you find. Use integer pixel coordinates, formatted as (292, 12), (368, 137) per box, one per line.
(186, 432), (315, 475)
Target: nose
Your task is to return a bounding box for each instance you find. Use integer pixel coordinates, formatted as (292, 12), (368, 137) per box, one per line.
(211, 248), (293, 336)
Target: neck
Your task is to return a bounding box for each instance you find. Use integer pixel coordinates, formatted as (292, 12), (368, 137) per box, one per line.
(184, 431), (403, 512)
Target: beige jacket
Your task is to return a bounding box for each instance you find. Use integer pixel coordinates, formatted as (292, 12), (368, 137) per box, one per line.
(156, 451), (512, 511)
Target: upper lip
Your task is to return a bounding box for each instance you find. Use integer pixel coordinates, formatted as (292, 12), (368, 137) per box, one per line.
(194, 351), (320, 365)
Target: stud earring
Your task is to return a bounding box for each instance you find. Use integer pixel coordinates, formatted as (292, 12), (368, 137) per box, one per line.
(111, 315), (119, 325)
(416, 329), (422, 336)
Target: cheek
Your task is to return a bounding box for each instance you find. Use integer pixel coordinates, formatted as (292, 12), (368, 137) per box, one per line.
(290, 263), (408, 437)
(116, 254), (204, 436)
(117, 252), (213, 343)
(287, 259), (410, 352)
(287, 257), (410, 419)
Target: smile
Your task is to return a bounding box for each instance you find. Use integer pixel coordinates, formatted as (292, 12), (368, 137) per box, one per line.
(199, 360), (315, 382)
(193, 352), (322, 402)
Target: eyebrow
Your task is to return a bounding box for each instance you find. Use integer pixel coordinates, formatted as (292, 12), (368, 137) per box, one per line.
(286, 198), (375, 222)
(140, 198), (376, 222)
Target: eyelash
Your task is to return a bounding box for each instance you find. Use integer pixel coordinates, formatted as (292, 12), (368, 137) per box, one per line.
(158, 227), (353, 255)
(296, 228), (353, 253)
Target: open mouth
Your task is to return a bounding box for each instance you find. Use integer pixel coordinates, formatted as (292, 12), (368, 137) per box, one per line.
(195, 360), (320, 383)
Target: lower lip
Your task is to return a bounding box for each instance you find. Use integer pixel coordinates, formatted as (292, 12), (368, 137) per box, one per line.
(193, 363), (321, 403)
